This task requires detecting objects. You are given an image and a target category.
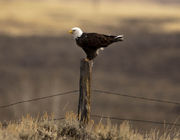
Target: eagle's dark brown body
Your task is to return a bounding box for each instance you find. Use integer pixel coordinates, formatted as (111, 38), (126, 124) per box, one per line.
(76, 33), (123, 60)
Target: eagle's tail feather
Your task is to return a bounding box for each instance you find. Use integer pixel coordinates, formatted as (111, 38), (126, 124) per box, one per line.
(114, 35), (124, 42)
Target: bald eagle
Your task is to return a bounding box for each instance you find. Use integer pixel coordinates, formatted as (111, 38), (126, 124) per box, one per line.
(69, 27), (123, 60)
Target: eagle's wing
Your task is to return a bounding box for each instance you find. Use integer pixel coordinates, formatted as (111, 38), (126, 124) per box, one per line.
(81, 33), (116, 49)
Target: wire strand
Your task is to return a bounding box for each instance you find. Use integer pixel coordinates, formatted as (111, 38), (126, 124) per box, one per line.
(1, 89), (180, 110)
(91, 115), (180, 126)
(53, 115), (180, 127)
(93, 89), (180, 106)
(1, 89), (179, 127)
(0, 90), (78, 109)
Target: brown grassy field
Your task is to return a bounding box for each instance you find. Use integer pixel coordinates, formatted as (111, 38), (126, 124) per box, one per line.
(0, 0), (180, 134)
(0, 0), (180, 36)
(0, 112), (179, 140)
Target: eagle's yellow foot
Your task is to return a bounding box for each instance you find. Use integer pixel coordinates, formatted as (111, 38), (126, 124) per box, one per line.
(85, 58), (90, 61)
(84, 58), (94, 66)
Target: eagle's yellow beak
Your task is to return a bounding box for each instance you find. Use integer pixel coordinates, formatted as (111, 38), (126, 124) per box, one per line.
(69, 30), (73, 34)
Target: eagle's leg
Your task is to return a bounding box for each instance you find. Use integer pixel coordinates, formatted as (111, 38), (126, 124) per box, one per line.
(83, 48), (97, 61)
(86, 52), (97, 60)
(86, 55), (94, 61)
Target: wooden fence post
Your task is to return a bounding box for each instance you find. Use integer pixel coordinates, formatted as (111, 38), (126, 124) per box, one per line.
(78, 58), (93, 125)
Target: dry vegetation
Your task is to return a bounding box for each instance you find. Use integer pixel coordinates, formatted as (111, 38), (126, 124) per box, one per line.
(0, 112), (179, 140)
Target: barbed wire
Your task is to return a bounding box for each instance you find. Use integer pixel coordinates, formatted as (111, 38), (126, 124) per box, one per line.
(93, 89), (180, 106)
(0, 89), (180, 109)
(52, 115), (180, 127)
(0, 88), (179, 127)
(8, 114), (179, 127)
(54, 117), (65, 121)
(0, 90), (78, 109)
(91, 115), (180, 127)
(7, 116), (179, 127)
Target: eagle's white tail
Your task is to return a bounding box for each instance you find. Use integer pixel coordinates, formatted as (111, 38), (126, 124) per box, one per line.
(115, 35), (124, 41)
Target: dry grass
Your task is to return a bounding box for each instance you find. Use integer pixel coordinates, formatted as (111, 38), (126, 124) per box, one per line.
(0, 0), (180, 36)
(0, 112), (179, 140)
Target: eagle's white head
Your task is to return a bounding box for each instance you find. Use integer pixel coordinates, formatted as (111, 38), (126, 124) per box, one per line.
(69, 27), (83, 39)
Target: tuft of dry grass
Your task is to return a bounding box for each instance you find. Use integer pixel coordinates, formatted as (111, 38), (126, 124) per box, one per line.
(0, 112), (179, 140)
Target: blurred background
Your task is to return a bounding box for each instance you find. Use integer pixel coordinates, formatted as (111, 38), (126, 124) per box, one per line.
(0, 0), (180, 130)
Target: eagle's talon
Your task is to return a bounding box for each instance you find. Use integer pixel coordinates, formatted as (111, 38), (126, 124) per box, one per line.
(85, 58), (90, 61)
